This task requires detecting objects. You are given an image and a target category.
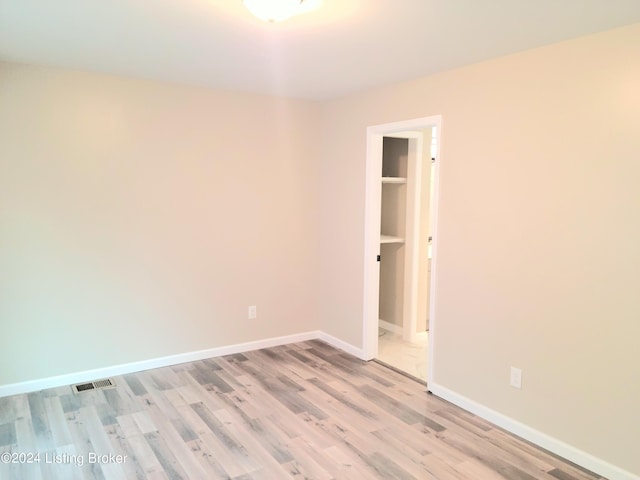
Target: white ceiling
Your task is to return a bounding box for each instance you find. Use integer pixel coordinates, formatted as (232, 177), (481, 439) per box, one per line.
(1, 0), (640, 100)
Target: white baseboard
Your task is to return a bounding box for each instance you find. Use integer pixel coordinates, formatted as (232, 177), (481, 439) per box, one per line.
(429, 383), (639, 480)
(0, 331), (329, 398)
(317, 331), (366, 359)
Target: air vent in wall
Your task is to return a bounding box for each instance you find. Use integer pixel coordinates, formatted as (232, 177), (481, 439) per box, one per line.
(72, 378), (116, 394)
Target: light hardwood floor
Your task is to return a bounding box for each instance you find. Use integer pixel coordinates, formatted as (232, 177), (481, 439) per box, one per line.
(0, 340), (604, 479)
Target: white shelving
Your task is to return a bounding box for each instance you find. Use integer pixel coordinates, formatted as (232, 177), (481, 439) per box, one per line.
(379, 136), (411, 340)
(380, 234), (405, 244)
(380, 173), (406, 243)
(382, 177), (407, 184)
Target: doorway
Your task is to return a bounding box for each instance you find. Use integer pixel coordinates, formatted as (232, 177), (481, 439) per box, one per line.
(362, 116), (441, 385)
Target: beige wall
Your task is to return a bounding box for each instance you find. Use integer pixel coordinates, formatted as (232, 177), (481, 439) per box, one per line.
(0, 63), (322, 386)
(319, 23), (640, 476)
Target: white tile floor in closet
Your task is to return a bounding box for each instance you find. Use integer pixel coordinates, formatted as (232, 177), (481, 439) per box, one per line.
(377, 328), (428, 382)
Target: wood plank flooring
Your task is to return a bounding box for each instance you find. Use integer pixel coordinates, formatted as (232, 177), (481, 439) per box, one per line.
(0, 340), (605, 479)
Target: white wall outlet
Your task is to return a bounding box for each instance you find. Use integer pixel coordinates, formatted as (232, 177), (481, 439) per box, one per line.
(248, 306), (257, 319)
(510, 366), (522, 389)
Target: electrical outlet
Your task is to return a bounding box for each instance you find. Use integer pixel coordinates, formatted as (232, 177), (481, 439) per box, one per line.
(248, 306), (257, 319)
(510, 367), (522, 389)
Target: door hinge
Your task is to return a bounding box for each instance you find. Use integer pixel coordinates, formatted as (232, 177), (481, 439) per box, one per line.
(377, 255), (381, 262)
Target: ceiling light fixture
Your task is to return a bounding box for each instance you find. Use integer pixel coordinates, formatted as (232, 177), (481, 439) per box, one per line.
(243, 0), (305, 22)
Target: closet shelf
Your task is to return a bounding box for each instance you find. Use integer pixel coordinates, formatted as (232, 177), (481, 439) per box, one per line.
(381, 177), (407, 184)
(380, 235), (405, 244)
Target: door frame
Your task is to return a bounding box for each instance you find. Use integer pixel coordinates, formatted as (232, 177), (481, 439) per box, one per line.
(362, 115), (442, 385)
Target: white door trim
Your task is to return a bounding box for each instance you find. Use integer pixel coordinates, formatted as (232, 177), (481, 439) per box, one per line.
(363, 115), (442, 387)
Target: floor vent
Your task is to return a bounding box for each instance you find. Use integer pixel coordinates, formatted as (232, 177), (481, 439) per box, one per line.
(72, 378), (116, 394)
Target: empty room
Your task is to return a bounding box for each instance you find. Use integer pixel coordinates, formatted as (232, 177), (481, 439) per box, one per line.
(1, 1), (639, 479)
